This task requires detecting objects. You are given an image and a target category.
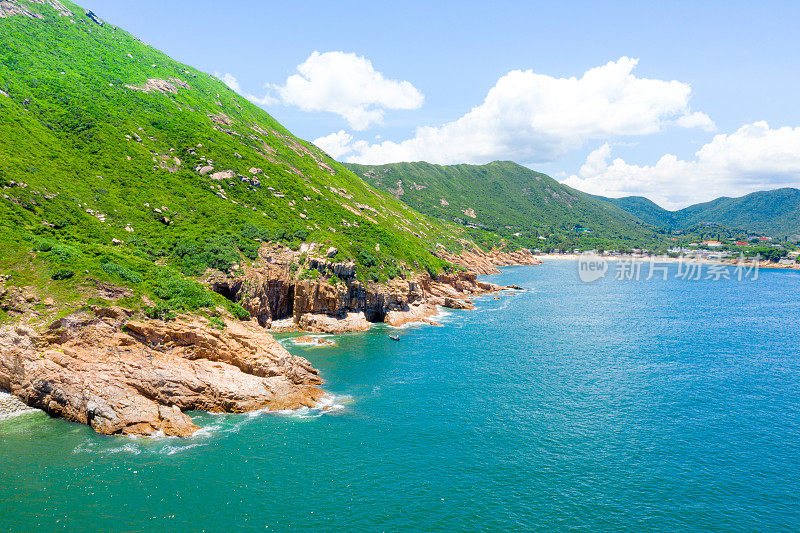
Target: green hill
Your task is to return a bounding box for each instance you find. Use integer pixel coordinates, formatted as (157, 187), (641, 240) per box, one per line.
(592, 195), (676, 228)
(604, 188), (800, 238)
(346, 160), (666, 251)
(0, 0), (470, 323)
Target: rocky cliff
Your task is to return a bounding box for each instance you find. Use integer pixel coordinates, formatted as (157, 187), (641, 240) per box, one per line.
(434, 245), (543, 275)
(0, 305), (322, 437)
(209, 243), (536, 333)
(0, 242), (538, 436)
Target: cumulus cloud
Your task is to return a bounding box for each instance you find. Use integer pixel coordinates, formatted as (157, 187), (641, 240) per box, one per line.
(331, 57), (712, 164)
(673, 111), (716, 131)
(563, 122), (800, 209)
(214, 72), (277, 105)
(252, 51), (424, 130)
(215, 72), (241, 93)
(314, 130), (361, 159)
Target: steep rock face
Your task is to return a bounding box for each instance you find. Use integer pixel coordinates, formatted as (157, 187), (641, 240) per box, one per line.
(210, 244), (517, 333)
(0, 307), (323, 436)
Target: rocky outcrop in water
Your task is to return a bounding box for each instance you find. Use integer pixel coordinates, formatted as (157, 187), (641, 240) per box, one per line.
(0, 306), (323, 437)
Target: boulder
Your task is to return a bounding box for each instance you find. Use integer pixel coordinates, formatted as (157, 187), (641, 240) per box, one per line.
(0, 309), (323, 437)
(297, 312), (371, 333)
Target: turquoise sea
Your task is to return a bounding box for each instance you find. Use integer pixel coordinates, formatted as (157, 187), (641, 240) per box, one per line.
(2, 260), (799, 532)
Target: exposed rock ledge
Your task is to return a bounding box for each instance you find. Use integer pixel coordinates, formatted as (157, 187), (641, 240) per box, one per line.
(210, 243), (536, 334)
(435, 246), (543, 275)
(0, 307), (322, 437)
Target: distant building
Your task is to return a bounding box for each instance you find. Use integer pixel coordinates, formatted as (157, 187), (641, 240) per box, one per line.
(703, 240), (723, 248)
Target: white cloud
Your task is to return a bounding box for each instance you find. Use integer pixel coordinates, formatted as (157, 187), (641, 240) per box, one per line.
(254, 51), (424, 130)
(563, 122), (800, 209)
(215, 72), (241, 93)
(314, 130), (361, 159)
(333, 57), (712, 164)
(674, 111), (716, 131)
(214, 72), (277, 105)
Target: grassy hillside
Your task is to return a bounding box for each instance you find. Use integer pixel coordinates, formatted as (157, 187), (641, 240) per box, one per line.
(346, 160), (667, 251)
(604, 189), (800, 238)
(0, 0), (472, 323)
(676, 188), (800, 238)
(593, 195), (676, 228)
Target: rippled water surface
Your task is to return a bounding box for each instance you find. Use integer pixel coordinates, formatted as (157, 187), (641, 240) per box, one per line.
(2, 260), (799, 531)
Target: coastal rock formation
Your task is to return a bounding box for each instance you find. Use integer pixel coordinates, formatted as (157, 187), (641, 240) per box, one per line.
(294, 336), (335, 347)
(210, 244), (519, 333)
(0, 307), (323, 437)
(435, 246), (542, 275)
(384, 302), (441, 327)
(298, 311), (371, 333)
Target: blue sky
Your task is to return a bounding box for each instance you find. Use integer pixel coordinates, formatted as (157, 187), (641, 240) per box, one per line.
(84, 1), (800, 209)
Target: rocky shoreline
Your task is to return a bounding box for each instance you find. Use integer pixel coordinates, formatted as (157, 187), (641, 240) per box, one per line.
(0, 245), (540, 437)
(210, 243), (541, 334)
(0, 307), (323, 437)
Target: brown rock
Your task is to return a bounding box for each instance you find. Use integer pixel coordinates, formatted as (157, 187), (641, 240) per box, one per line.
(384, 303), (439, 327)
(297, 312), (370, 333)
(0, 309), (323, 437)
(208, 242), (535, 333)
(294, 335), (335, 347)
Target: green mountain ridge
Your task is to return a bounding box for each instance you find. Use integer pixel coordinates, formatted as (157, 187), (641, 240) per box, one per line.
(0, 0), (472, 323)
(346, 160), (667, 250)
(603, 188), (800, 238)
(347, 160), (800, 247)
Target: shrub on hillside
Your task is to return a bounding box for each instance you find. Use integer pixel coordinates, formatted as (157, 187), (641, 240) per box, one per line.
(152, 275), (214, 309)
(51, 268), (74, 280)
(101, 261), (143, 283)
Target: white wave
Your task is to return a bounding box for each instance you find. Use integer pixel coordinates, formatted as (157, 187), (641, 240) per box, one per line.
(104, 443), (143, 455)
(473, 290), (524, 314)
(0, 407), (39, 421)
(0, 391), (40, 421)
(163, 443), (206, 455)
(190, 423), (223, 438)
(273, 393), (350, 419)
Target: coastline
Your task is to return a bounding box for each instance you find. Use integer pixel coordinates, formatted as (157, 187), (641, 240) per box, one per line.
(0, 246), (542, 437)
(0, 390), (38, 420)
(533, 253), (800, 271)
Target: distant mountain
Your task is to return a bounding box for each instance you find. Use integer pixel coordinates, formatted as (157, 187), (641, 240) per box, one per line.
(604, 188), (800, 237)
(346, 161), (664, 249)
(593, 196), (676, 228)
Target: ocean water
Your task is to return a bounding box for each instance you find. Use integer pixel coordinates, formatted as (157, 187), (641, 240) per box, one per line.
(2, 260), (799, 532)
